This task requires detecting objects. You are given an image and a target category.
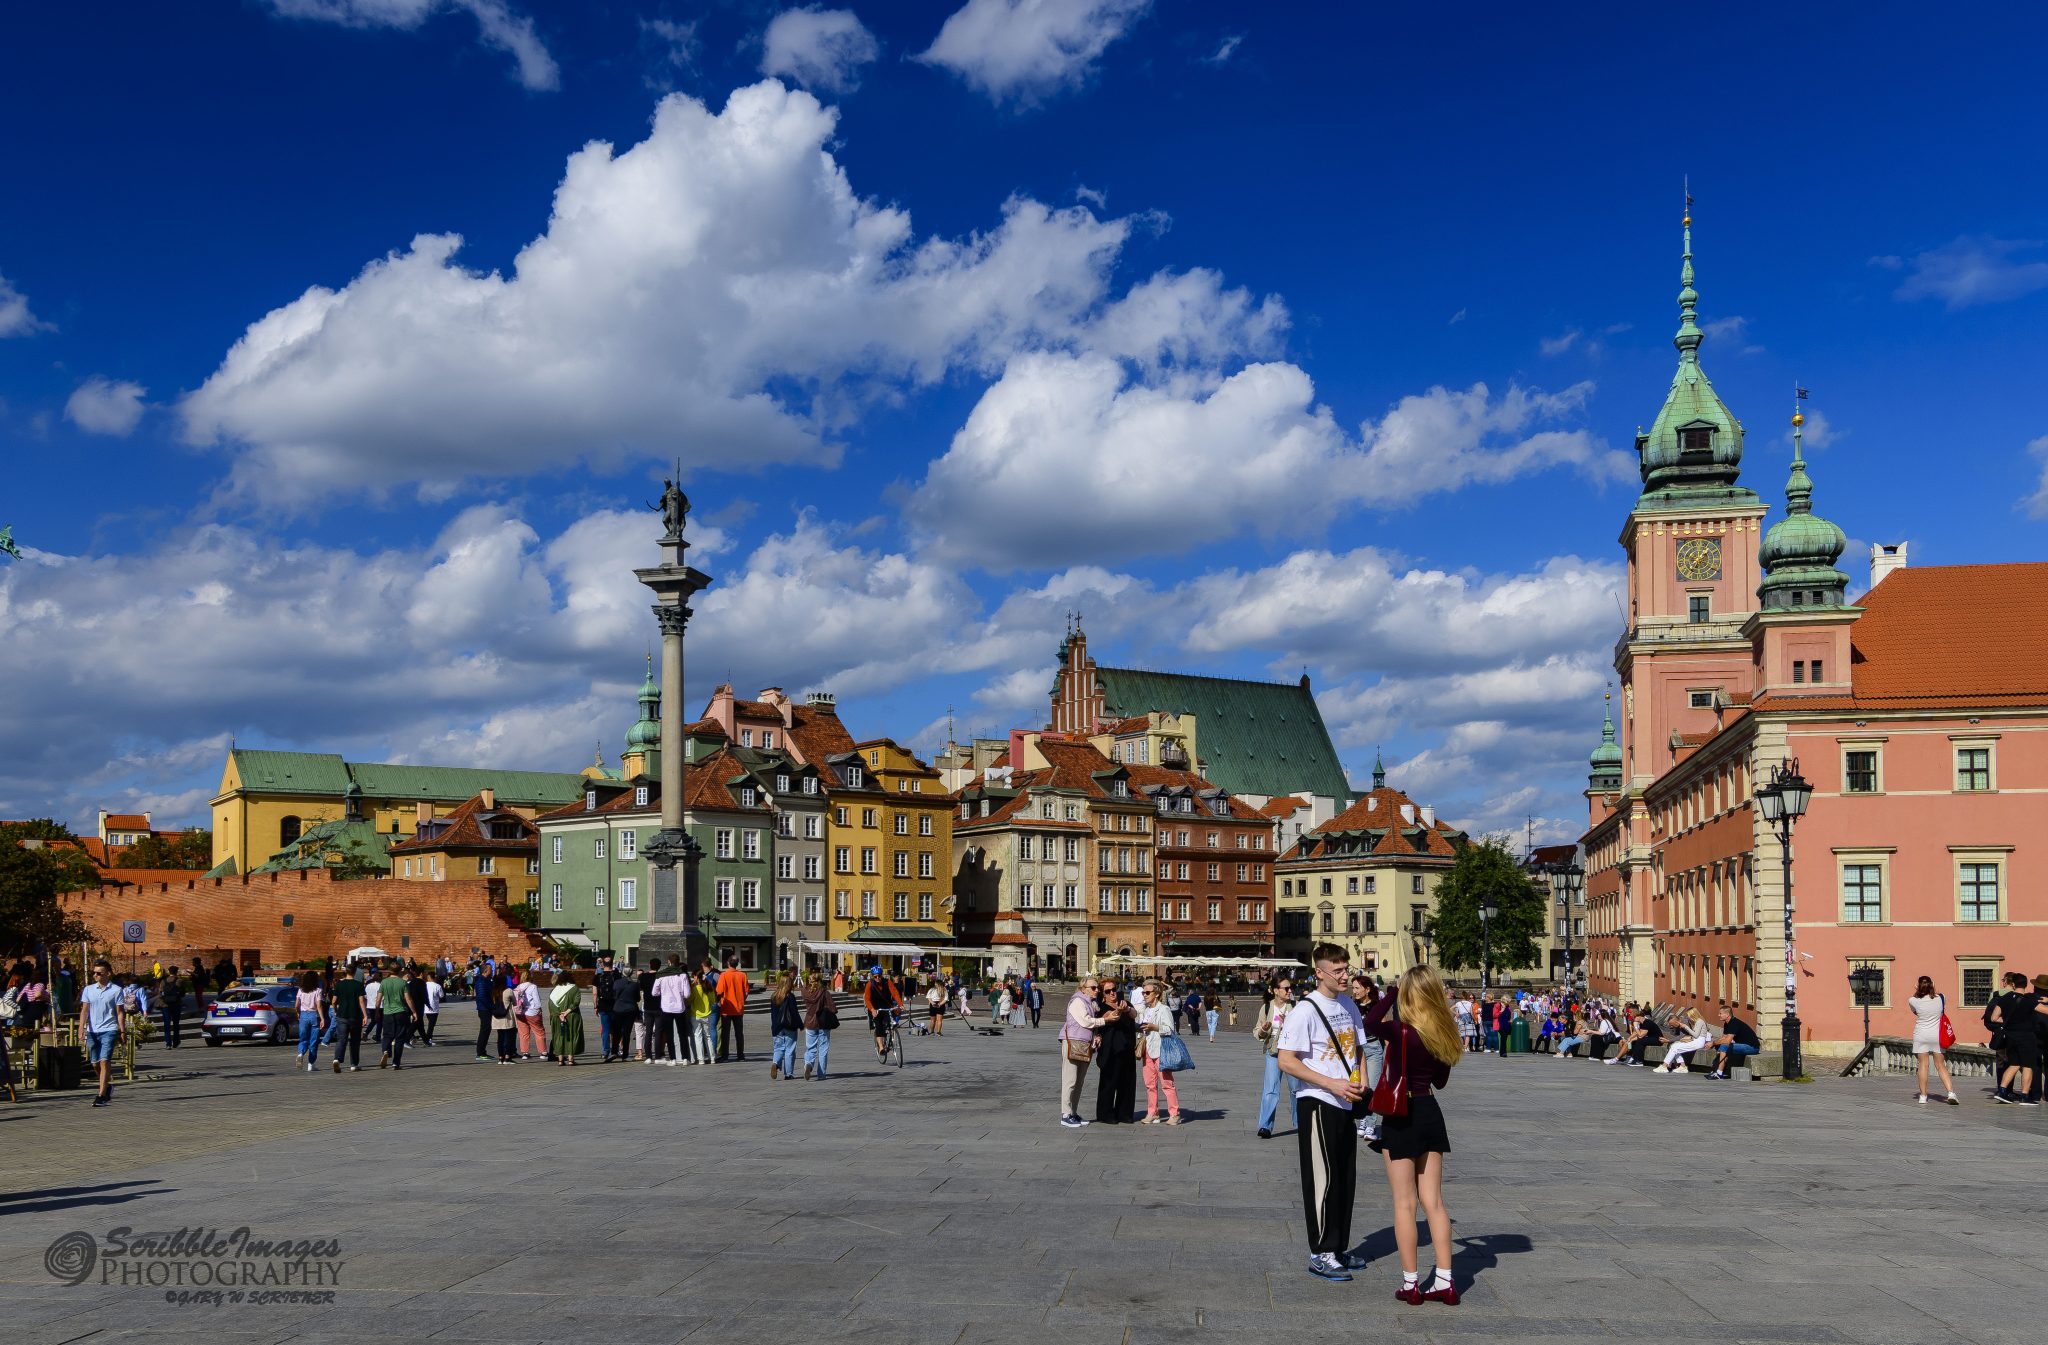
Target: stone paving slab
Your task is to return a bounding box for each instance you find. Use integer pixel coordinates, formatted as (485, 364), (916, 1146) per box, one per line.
(2, 1021), (2047, 1342)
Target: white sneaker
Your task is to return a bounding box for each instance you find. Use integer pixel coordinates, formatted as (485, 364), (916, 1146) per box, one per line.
(1917, 1094), (1928, 1104)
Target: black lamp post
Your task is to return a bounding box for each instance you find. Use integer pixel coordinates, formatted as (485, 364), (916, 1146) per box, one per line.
(1554, 859), (1584, 993)
(1755, 759), (1814, 1079)
(1848, 964), (1883, 1046)
(1479, 899), (1497, 990)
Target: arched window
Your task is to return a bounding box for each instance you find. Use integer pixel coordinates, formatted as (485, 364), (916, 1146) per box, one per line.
(279, 815), (302, 847)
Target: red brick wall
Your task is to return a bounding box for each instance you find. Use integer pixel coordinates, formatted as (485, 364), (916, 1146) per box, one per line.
(59, 869), (545, 968)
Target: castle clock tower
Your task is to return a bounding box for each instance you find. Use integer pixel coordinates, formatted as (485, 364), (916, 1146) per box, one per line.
(1615, 203), (1768, 781)
(1588, 201), (1769, 1005)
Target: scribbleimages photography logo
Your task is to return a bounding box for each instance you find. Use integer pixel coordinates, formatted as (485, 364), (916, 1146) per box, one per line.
(44, 1232), (97, 1285)
(43, 1227), (342, 1306)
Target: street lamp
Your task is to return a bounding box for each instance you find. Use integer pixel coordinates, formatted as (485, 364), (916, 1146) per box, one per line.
(1551, 859), (1585, 992)
(1848, 964), (1884, 1046)
(1479, 899), (1498, 990)
(1755, 759), (1813, 1079)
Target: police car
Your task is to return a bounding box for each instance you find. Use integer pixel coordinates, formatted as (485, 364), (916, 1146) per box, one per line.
(201, 982), (299, 1046)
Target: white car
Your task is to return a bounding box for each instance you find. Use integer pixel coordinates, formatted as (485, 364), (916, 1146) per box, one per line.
(202, 983), (298, 1046)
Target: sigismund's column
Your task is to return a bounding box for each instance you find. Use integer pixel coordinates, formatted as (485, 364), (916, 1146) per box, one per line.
(635, 478), (713, 967)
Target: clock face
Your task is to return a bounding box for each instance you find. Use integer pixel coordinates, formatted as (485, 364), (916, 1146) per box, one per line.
(1675, 537), (1722, 582)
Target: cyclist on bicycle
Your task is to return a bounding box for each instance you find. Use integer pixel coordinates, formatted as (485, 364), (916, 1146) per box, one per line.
(864, 966), (905, 1062)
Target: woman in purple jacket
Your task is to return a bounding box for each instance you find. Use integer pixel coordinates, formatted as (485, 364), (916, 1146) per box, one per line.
(1364, 966), (1464, 1306)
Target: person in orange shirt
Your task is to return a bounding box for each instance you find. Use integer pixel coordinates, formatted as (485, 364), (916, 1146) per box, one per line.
(714, 955), (751, 1063)
(863, 967), (905, 1063)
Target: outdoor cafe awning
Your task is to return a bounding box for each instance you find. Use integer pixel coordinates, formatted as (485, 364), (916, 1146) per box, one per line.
(799, 940), (927, 959)
(1094, 954), (1305, 969)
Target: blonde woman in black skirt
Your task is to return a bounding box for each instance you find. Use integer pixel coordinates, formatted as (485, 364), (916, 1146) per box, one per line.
(1362, 965), (1463, 1305)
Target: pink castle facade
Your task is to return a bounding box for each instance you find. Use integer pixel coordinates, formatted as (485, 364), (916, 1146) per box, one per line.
(1579, 209), (2048, 1069)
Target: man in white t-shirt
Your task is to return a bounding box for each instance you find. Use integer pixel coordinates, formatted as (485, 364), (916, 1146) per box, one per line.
(421, 973), (443, 1045)
(1276, 942), (1368, 1282)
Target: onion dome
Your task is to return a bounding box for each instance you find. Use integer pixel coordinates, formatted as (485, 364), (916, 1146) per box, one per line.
(1636, 198), (1756, 507)
(1588, 691), (1622, 793)
(625, 654), (662, 752)
(1757, 402), (1849, 610)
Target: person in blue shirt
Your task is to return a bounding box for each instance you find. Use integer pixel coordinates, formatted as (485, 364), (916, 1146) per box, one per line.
(78, 960), (127, 1108)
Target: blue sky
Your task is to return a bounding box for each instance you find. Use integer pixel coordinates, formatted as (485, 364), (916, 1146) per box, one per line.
(3, 1), (2044, 842)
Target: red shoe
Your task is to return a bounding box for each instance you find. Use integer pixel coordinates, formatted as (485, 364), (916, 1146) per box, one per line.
(1423, 1279), (1460, 1306)
(1394, 1284), (1425, 1306)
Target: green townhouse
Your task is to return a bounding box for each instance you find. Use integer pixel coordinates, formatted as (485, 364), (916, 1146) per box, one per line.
(533, 727), (826, 970)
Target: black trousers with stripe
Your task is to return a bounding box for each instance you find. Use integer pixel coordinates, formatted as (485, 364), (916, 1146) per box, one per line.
(1295, 1096), (1358, 1255)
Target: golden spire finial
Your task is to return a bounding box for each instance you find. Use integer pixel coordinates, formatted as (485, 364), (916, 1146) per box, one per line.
(1683, 176), (1693, 228)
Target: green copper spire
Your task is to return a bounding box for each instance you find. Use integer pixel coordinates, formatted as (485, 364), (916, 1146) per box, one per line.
(625, 652), (662, 753)
(1636, 192), (1758, 509)
(1676, 192), (1702, 361)
(1588, 689), (1622, 793)
(1757, 395), (1850, 610)
(1372, 747), (1386, 790)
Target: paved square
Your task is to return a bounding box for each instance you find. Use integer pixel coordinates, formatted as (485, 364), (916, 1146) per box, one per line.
(3, 1010), (2045, 1344)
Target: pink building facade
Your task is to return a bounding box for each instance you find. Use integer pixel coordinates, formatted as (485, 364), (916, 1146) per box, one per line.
(1580, 207), (2048, 1070)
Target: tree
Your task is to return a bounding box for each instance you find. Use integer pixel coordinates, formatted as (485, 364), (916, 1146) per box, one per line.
(0, 827), (97, 954)
(1428, 836), (1546, 982)
(114, 828), (213, 870)
(1, 819), (104, 893)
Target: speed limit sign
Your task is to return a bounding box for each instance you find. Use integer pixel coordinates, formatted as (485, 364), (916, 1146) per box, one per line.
(121, 920), (145, 944)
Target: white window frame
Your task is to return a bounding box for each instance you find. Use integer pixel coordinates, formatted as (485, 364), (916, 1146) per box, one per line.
(1952, 847), (2011, 923)
(619, 878), (637, 911)
(551, 836), (563, 864)
(619, 830), (636, 860)
(551, 884), (564, 912)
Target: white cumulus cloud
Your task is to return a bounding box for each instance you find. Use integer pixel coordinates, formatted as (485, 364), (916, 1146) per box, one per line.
(1891, 235), (2048, 310)
(918, 0), (1149, 104)
(0, 274), (46, 337)
(2026, 434), (2048, 519)
(907, 356), (1626, 570)
(64, 377), (149, 436)
(760, 8), (880, 93)
(265, 0), (559, 90)
(181, 81), (1134, 506)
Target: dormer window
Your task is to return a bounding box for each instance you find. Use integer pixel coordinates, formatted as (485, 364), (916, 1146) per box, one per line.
(846, 767), (863, 789)
(739, 787), (756, 808)
(1679, 426), (1713, 455)
(634, 785), (649, 807)
(776, 774), (789, 793)
(584, 789), (597, 812)
(1112, 780), (1128, 798)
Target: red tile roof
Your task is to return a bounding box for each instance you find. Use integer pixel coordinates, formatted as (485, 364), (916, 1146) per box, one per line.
(1119, 762), (1263, 821)
(1285, 786), (1461, 860)
(102, 814), (151, 831)
(1754, 563), (2048, 713)
(1258, 796), (1308, 818)
(389, 793), (540, 852)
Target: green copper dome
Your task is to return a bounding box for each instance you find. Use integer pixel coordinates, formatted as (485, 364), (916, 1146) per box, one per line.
(1757, 411), (1849, 610)
(625, 655), (661, 752)
(1636, 206), (1758, 510)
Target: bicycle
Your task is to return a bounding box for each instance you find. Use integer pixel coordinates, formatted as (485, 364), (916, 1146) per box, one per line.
(875, 1009), (907, 1069)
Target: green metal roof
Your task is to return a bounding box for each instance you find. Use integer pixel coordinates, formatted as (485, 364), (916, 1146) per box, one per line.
(1094, 668), (1350, 801)
(851, 925), (954, 943)
(227, 749), (586, 804)
(252, 817), (396, 873)
(229, 750), (353, 795)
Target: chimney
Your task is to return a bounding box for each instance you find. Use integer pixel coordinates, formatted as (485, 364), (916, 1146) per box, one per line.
(479, 787), (495, 811)
(415, 801), (433, 826)
(805, 690), (836, 712)
(1399, 803), (1415, 824)
(1870, 542), (1908, 591)
(1421, 805), (1434, 827)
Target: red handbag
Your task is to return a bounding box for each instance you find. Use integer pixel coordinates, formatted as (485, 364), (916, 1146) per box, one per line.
(1369, 1027), (1409, 1120)
(1938, 994), (1957, 1051)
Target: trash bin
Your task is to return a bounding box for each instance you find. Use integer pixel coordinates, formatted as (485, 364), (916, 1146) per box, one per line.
(37, 1044), (84, 1090)
(1509, 1018), (1530, 1054)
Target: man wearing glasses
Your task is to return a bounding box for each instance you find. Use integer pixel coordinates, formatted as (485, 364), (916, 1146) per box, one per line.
(1275, 943), (1368, 1281)
(78, 959), (126, 1108)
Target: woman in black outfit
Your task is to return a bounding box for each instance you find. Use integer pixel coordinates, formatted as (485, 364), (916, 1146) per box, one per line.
(1363, 965), (1462, 1306)
(1093, 984), (1139, 1124)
